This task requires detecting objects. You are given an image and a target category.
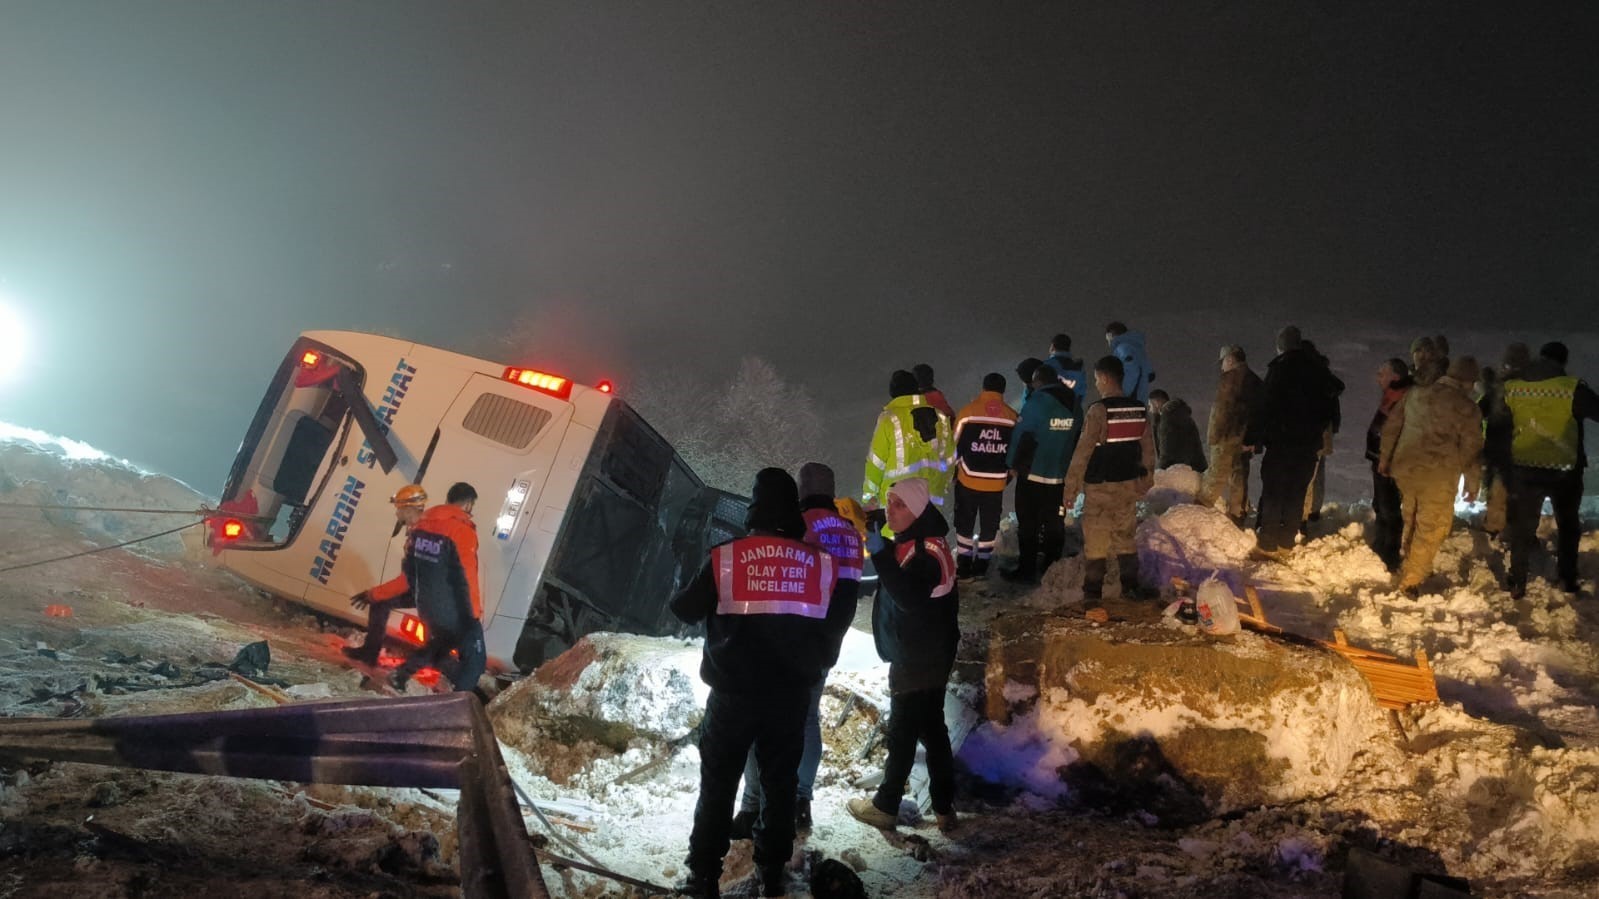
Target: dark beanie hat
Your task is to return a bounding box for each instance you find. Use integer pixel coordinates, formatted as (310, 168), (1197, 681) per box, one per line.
(1016, 357), (1043, 383)
(912, 363), (936, 389)
(744, 467), (805, 539)
(889, 370), (918, 398)
(798, 462), (836, 499)
(1540, 341), (1569, 367)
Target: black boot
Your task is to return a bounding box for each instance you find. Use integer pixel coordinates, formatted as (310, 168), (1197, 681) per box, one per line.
(973, 558), (990, 577)
(1002, 566), (1036, 584)
(1082, 558), (1107, 602)
(340, 642), (381, 666)
(728, 808), (757, 841)
(679, 869), (721, 899)
(956, 556), (975, 579)
(761, 865), (787, 898)
(1117, 553), (1146, 600)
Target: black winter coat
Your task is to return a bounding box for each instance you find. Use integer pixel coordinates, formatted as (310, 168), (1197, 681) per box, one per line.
(870, 503), (959, 694)
(1154, 399), (1208, 472)
(1246, 348), (1345, 450)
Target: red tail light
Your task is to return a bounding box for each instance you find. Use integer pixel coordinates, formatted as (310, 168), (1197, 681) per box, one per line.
(503, 367), (573, 400)
(399, 614), (427, 645)
(300, 350), (321, 368)
(596, 380), (614, 394)
(221, 519), (245, 539)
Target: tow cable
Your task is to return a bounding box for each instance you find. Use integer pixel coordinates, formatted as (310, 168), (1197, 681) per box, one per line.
(507, 780), (677, 895)
(0, 502), (254, 574)
(0, 521), (202, 574)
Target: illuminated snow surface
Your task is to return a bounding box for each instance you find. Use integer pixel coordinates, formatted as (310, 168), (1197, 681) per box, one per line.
(2, 426), (1598, 897)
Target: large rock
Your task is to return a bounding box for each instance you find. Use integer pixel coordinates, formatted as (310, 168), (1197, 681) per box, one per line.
(984, 614), (1386, 812)
(489, 632), (707, 757)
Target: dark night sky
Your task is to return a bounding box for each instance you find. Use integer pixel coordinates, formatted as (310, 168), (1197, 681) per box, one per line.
(2, 2), (1597, 492)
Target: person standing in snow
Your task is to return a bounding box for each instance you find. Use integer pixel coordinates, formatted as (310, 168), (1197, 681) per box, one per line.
(1365, 358), (1413, 572)
(729, 463), (862, 837)
(1410, 335), (1449, 387)
(861, 370), (953, 514)
(671, 468), (849, 899)
(912, 363), (956, 420)
(1041, 333), (1088, 407)
(1148, 389), (1208, 473)
(1298, 340), (1342, 530)
(1005, 365), (1081, 582)
(1246, 326), (1343, 560)
(1478, 343), (1531, 538)
(1502, 342), (1599, 598)
(1379, 358), (1484, 596)
(389, 482), (488, 695)
(342, 484), (428, 665)
(1105, 321), (1155, 403)
(1015, 356), (1044, 404)
(846, 477), (960, 834)
(951, 373), (1017, 577)
(1064, 356), (1156, 604)
(1199, 346), (1262, 525)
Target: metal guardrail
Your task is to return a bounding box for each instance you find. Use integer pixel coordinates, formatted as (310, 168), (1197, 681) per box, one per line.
(0, 692), (547, 898)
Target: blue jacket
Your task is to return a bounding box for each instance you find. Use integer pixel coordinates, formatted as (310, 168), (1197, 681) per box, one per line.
(1006, 384), (1081, 484)
(1110, 331), (1154, 402)
(1041, 352), (1088, 407)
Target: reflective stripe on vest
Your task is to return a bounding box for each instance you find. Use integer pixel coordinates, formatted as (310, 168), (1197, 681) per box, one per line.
(803, 509), (864, 581)
(1504, 376), (1580, 470)
(894, 537), (958, 599)
(954, 415), (1013, 480)
(1104, 401), (1148, 443)
(713, 536), (837, 618)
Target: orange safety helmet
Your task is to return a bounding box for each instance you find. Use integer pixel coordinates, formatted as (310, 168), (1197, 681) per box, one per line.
(390, 484), (428, 509)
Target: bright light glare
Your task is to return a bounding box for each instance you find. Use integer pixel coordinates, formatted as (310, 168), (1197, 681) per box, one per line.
(0, 301), (25, 384)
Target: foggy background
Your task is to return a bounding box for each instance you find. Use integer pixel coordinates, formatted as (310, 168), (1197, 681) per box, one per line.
(2, 2), (1596, 498)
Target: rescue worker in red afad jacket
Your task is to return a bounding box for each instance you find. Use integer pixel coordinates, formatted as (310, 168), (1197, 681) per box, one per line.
(341, 484), (428, 665)
(670, 468), (852, 899)
(389, 482), (487, 695)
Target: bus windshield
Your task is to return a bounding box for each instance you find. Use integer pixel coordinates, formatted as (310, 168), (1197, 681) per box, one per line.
(214, 339), (364, 547)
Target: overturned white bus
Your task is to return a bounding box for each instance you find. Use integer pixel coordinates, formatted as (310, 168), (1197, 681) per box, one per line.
(207, 331), (746, 672)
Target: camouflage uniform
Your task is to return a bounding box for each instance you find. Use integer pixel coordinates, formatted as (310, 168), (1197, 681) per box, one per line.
(1379, 368), (1483, 591)
(1065, 395), (1156, 599)
(1199, 359), (1261, 522)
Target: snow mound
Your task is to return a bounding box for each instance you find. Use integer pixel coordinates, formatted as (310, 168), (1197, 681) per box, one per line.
(1141, 464), (1203, 516)
(1275, 522), (1394, 594)
(491, 633), (709, 760)
(1137, 504), (1256, 594)
(0, 420), (134, 467)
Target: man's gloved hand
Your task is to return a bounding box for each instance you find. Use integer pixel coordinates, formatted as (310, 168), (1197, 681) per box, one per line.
(350, 591), (372, 611)
(865, 530), (887, 556)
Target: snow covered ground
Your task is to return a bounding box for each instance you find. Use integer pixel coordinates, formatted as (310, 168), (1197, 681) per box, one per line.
(3, 421), (1599, 897)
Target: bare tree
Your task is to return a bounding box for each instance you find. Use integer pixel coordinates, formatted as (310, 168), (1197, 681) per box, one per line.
(631, 357), (826, 494)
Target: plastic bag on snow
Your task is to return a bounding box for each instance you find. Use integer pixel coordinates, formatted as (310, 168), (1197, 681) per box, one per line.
(1196, 578), (1240, 636)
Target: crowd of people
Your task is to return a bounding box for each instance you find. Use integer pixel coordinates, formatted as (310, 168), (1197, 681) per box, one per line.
(859, 323), (1596, 601)
(331, 323), (1594, 899)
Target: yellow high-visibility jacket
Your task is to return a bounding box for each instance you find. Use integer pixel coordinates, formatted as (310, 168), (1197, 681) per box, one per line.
(861, 395), (953, 508)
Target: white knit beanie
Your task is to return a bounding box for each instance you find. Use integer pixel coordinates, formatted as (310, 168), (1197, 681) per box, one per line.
(888, 478), (931, 519)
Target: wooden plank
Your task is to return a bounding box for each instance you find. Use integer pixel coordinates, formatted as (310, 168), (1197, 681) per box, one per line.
(229, 672), (292, 705)
(1243, 585), (1267, 621)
